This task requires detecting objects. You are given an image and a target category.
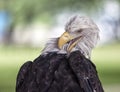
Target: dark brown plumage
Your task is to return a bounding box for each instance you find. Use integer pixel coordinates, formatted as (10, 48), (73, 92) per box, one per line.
(16, 51), (104, 92)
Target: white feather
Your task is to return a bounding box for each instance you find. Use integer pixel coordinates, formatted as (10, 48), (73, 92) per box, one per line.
(42, 15), (100, 59)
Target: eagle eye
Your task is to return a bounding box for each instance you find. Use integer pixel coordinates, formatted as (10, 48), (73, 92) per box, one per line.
(76, 29), (82, 33)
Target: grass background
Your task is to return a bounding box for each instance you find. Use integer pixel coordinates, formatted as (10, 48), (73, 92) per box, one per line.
(0, 43), (120, 92)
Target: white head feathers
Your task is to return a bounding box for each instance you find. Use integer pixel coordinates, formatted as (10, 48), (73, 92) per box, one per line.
(42, 15), (100, 59)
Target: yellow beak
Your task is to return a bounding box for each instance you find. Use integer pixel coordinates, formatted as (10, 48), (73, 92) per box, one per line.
(58, 31), (82, 52)
(58, 32), (73, 49)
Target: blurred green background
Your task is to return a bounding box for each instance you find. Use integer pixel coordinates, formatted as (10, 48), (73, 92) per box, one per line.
(0, 0), (120, 92)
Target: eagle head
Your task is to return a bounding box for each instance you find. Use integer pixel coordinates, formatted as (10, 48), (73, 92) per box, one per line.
(42, 15), (100, 59)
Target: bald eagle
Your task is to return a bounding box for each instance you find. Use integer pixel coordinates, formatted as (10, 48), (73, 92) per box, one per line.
(16, 15), (104, 92)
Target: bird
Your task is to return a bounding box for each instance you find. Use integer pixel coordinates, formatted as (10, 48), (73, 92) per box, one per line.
(16, 15), (104, 92)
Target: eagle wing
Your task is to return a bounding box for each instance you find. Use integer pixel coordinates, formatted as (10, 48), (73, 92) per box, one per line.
(16, 61), (33, 91)
(68, 51), (104, 92)
(16, 52), (66, 92)
(16, 51), (104, 92)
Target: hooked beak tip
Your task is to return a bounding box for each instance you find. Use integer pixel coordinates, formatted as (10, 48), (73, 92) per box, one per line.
(58, 32), (73, 49)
